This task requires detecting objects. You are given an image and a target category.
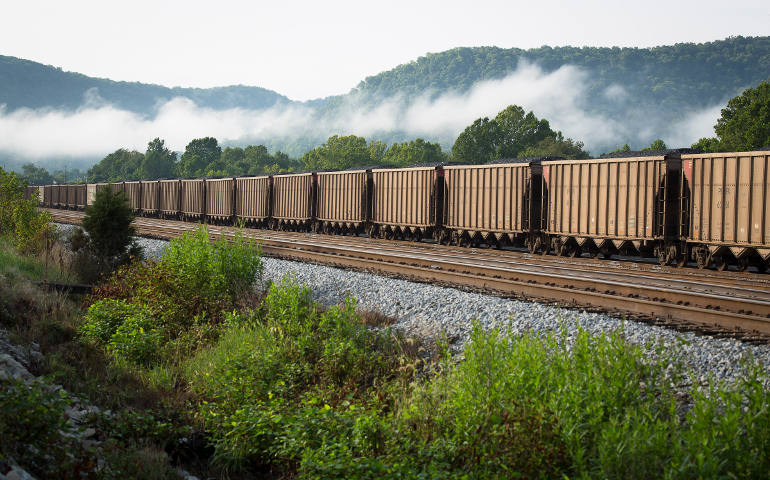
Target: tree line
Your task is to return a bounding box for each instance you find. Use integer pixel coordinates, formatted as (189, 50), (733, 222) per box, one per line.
(16, 79), (770, 185)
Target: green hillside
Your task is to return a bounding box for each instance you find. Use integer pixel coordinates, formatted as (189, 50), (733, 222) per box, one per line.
(354, 36), (770, 113)
(0, 55), (291, 112)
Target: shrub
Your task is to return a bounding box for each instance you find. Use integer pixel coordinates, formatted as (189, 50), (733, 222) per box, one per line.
(77, 187), (141, 283)
(0, 378), (74, 477)
(162, 224), (262, 302)
(0, 167), (52, 254)
(185, 276), (416, 471)
(109, 311), (163, 366)
(81, 298), (149, 344)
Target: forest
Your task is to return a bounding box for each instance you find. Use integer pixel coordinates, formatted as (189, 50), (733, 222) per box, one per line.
(16, 78), (770, 184)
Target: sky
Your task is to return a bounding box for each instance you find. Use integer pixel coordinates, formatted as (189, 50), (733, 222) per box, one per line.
(3, 0), (769, 101)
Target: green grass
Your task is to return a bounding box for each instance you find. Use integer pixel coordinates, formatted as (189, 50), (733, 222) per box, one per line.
(6, 223), (769, 479)
(0, 235), (67, 282)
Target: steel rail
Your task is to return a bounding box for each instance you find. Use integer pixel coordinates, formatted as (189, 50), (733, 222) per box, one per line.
(49, 210), (770, 336)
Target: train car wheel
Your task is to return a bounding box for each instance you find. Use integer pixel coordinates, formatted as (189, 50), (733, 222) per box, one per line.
(736, 257), (749, 272)
(695, 249), (710, 269)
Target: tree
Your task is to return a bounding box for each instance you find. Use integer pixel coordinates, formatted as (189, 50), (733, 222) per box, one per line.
(141, 138), (177, 179)
(451, 117), (501, 164)
(452, 105), (589, 163)
(19, 163), (53, 185)
(383, 138), (448, 166)
(691, 137), (721, 153)
(714, 81), (770, 151)
(521, 132), (590, 159)
(301, 135), (372, 171)
(494, 105), (554, 158)
(87, 149), (144, 182)
(177, 137), (221, 178)
(75, 188), (140, 283)
(642, 139), (668, 151)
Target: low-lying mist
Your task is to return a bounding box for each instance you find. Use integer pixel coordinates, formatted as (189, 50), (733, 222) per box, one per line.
(0, 60), (725, 169)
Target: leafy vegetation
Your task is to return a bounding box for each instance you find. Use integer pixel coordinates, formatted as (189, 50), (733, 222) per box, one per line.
(0, 166), (52, 253)
(3, 216), (770, 478)
(83, 225), (262, 365)
(693, 80), (770, 152)
(71, 187), (141, 283)
(453, 105), (589, 163)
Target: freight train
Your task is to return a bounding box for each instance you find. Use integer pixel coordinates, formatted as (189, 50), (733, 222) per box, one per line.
(28, 149), (770, 273)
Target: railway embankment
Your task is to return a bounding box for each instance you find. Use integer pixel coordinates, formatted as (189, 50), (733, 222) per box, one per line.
(114, 225), (770, 392)
(3, 223), (770, 478)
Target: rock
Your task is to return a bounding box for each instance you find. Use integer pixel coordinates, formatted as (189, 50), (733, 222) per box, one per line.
(0, 353), (33, 383)
(3, 466), (38, 480)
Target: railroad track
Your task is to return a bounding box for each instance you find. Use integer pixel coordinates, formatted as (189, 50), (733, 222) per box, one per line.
(49, 209), (770, 339)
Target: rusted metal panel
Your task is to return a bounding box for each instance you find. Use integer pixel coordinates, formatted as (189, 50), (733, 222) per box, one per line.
(235, 176), (271, 221)
(52, 185), (64, 207)
(682, 151), (770, 249)
(181, 179), (205, 216)
(272, 173), (314, 221)
(74, 184), (86, 208)
(159, 179), (181, 215)
(124, 181), (142, 210)
(542, 156), (677, 241)
(442, 162), (541, 234)
(371, 167), (437, 228)
(317, 170), (369, 224)
(141, 181), (159, 212)
(24, 186), (36, 202)
(206, 178), (234, 220)
(109, 182), (124, 194)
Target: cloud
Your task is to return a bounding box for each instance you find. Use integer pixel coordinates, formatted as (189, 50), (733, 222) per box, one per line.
(665, 105), (723, 147)
(0, 60), (727, 166)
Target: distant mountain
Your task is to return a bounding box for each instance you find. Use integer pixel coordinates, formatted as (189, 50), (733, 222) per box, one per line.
(354, 37), (770, 110)
(0, 55), (292, 113)
(1, 36), (769, 165)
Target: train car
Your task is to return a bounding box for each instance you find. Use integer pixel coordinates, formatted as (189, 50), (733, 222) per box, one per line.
(316, 169), (370, 235)
(124, 181), (142, 212)
(89, 183), (115, 206)
(181, 179), (206, 221)
(52, 184), (65, 208)
(159, 179), (181, 218)
(235, 176), (272, 226)
(109, 182), (124, 195)
(272, 173), (316, 230)
(43, 185), (52, 207)
(206, 177), (234, 223)
(370, 166), (441, 241)
(141, 181), (160, 216)
(681, 151), (770, 271)
(442, 160), (543, 249)
(87, 184), (97, 206)
(64, 185), (75, 208)
(74, 184), (87, 209)
(24, 185), (37, 203)
(540, 154), (681, 260)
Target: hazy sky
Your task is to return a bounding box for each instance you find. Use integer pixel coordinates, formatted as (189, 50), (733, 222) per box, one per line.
(3, 0), (769, 100)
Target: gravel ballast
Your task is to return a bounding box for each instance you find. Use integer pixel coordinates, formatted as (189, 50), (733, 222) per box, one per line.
(56, 223), (770, 388)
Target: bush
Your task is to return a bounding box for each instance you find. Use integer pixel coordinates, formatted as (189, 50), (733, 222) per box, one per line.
(185, 277), (416, 472)
(76, 188), (141, 283)
(83, 224), (262, 368)
(81, 298), (149, 344)
(109, 311), (163, 366)
(163, 224), (262, 302)
(0, 167), (52, 254)
(0, 378), (74, 477)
